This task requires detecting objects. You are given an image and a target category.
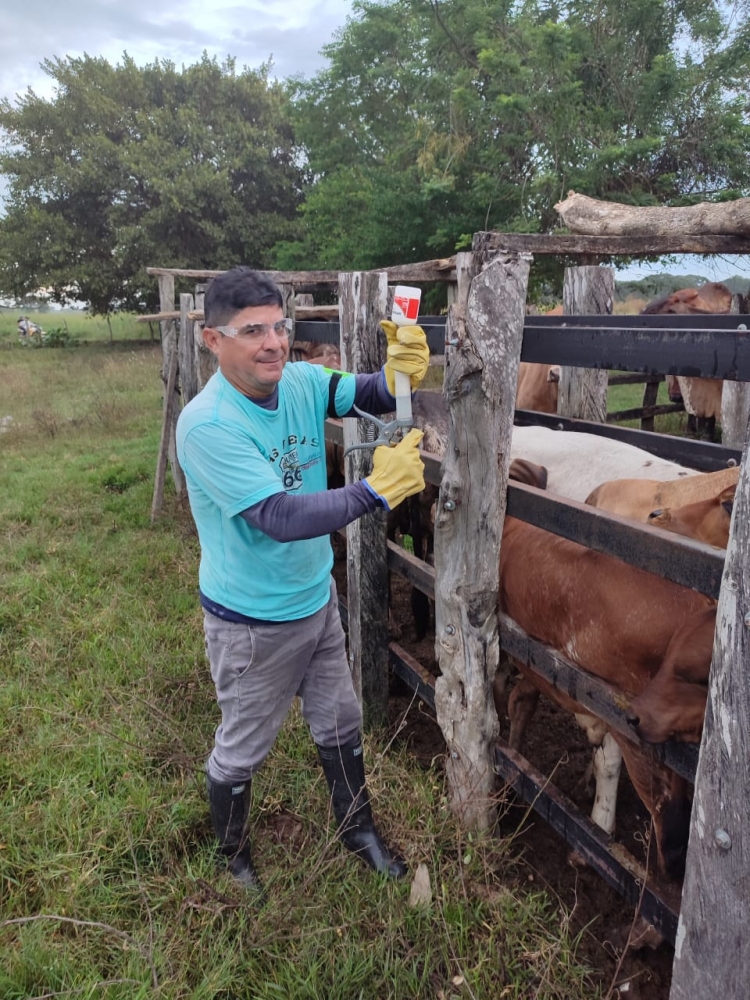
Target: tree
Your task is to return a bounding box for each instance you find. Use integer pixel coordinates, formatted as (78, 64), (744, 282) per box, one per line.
(0, 54), (305, 314)
(275, 0), (750, 290)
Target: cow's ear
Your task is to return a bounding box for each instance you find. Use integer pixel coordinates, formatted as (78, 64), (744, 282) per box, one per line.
(509, 459), (548, 490)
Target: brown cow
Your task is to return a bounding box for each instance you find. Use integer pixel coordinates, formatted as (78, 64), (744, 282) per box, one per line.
(516, 304), (562, 413)
(641, 282), (732, 442)
(499, 516), (716, 879)
(307, 342), (342, 368)
(516, 362), (561, 413)
(646, 484), (735, 549)
(586, 465), (739, 522)
(625, 607), (715, 745)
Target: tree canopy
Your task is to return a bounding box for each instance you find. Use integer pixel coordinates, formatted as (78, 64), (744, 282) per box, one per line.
(0, 54), (305, 313)
(274, 0), (750, 282)
(1, 4), (749, 311)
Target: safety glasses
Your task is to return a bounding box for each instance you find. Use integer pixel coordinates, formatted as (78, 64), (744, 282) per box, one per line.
(213, 318), (294, 343)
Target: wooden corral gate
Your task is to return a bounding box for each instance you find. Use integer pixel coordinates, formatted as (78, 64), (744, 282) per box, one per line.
(146, 232), (750, 1000)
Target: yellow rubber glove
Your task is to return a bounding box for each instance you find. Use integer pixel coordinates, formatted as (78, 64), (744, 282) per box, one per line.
(365, 428), (425, 511)
(380, 320), (430, 395)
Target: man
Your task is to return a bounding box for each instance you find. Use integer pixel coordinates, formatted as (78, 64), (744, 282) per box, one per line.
(176, 266), (429, 893)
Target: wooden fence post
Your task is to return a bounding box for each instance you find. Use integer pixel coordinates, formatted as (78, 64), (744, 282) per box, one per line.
(558, 266), (614, 422)
(669, 433), (750, 999)
(157, 274), (186, 497)
(278, 283), (296, 322)
(150, 344), (179, 523)
(193, 282), (217, 392)
(179, 293), (199, 406)
(434, 250), (531, 829)
(720, 295), (750, 449)
(338, 271), (390, 726)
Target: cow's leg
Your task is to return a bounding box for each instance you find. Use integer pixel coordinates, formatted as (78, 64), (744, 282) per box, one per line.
(492, 653), (515, 723)
(702, 415), (717, 442)
(615, 737), (691, 879)
(590, 732), (622, 836)
(410, 588), (430, 641)
(507, 676), (540, 750)
(572, 716), (622, 864)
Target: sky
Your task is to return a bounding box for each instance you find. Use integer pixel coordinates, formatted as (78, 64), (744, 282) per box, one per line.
(1, 0), (353, 100)
(1, 0), (747, 287)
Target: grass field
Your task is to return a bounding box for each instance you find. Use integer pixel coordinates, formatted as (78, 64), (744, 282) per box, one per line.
(0, 329), (605, 999)
(1, 309), (159, 348)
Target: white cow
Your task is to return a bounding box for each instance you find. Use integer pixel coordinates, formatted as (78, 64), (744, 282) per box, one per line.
(509, 425), (697, 502)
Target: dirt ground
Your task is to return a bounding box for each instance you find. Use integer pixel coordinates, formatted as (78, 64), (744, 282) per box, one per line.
(335, 560), (678, 1000)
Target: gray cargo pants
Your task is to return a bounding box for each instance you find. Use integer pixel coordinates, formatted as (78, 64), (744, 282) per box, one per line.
(204, 579), (362, 784)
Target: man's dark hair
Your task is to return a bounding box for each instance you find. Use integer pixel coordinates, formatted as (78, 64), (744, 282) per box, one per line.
(204, 267), (283, 327)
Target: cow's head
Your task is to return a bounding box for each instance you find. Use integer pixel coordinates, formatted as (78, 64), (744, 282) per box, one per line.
(647, 485), (735, 549)
(625, 606), (715, 743)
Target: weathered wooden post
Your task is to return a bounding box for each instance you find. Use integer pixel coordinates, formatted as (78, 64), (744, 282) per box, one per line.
(434, 250), (531, 829)
(669, 433), (750, 999)
(720, 295), (750, 449)
(278, 283), (296, 321)
(338, 271), (390, 727)
(156, 274), (186, 496)
(193, 282), (217, 392)
(179, 293), (199, 406)
(557, 266), (614, 422)
(150, 343), (179, 524)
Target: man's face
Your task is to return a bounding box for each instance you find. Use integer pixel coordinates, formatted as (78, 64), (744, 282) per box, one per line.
(203, 304), (290, 398)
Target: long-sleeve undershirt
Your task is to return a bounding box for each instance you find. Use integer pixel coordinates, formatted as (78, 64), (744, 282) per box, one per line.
(238, 369), (395, 542)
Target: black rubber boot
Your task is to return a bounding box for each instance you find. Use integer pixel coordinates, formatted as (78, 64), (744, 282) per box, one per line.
(317, 739), (407, 879)
(206, 775), (264, 894)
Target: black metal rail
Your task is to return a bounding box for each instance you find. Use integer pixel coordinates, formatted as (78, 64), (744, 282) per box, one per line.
(492, 741), (681, 945)
(296, 313), (750, 380)
(384, 634), (682, 946)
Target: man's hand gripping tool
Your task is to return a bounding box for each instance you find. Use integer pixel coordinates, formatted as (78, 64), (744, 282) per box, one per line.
(344, 284), (419, 457)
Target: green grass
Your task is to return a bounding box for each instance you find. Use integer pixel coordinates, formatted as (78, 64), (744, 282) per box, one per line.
(0, 309), (159, 349)
(606, 376), (691, 436)
(0, 332), (602, 998)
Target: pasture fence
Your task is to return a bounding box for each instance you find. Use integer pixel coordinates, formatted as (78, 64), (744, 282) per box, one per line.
(146, 234), (749, 1000)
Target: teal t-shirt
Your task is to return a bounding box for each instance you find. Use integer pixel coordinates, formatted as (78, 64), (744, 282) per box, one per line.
(176, 363), (356, 621)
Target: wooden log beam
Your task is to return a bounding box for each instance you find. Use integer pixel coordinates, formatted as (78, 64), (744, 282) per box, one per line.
(434, 250), (531, 830)
(670, 434), (750, 998)
(555, 191), (750, 237)
(146, 258), (457, 285)
(472, 231), (750, 256)
(138, 304), (341, 323)
(339, 271), (390, 727)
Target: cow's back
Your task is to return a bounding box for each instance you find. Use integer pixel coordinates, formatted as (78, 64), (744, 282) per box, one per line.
(510, 426), (697, 501)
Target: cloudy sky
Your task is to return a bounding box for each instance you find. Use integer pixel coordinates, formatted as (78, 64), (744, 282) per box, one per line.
(1, 0), (746, 284)
(1, 0), (353, 100)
